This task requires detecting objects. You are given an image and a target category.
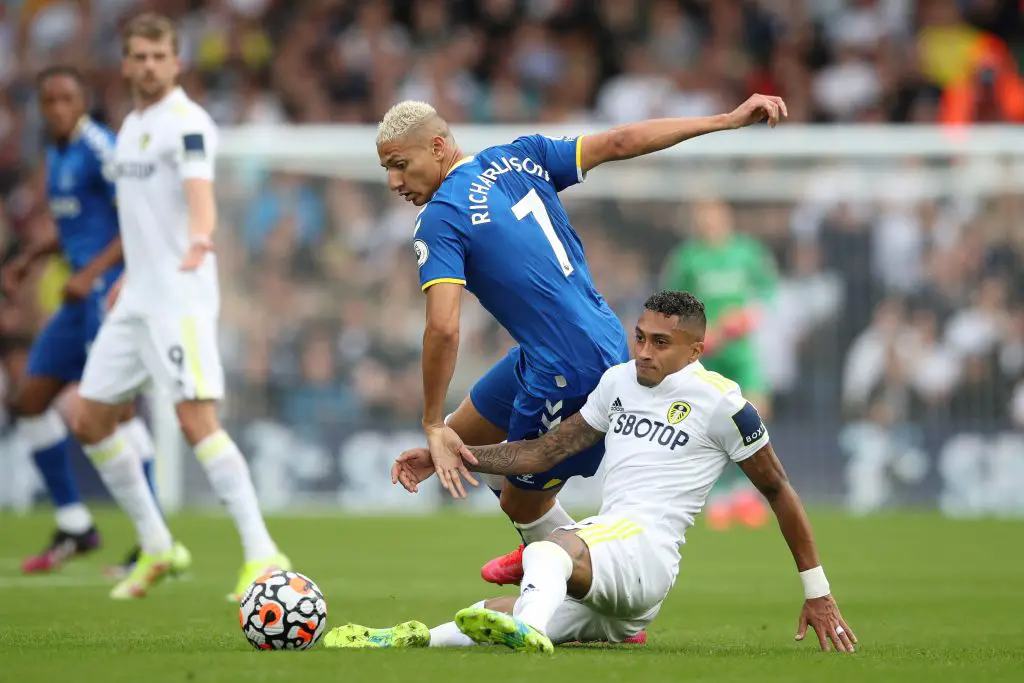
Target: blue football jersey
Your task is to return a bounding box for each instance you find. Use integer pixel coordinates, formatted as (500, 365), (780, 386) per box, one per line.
(415, 134), (627, 396)
(46, 117), (122, 289)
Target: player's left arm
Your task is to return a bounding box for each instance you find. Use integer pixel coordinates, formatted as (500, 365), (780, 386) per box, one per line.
(177, 111), (219, 271)
(712, 397), (857, 653)
(466, 413), (605, 476)
(737, 443), (857, 653)
(392, 367), (613, 492)
(737, 443), (820, 573)
(578, 94), (787, 174)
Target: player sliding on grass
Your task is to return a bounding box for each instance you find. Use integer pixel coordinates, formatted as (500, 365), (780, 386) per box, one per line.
(325, 291), (857, 653)
(376, 94), (787, 609)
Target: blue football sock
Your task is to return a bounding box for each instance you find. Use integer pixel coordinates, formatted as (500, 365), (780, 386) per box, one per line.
(32, 436), (82, 508)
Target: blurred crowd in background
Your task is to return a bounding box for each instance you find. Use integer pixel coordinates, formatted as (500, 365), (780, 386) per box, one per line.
(1, 0), (1023, 449)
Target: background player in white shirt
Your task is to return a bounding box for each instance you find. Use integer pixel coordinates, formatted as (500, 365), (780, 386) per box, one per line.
(71, 13), (289, 600)
(325, 291), (856, 654)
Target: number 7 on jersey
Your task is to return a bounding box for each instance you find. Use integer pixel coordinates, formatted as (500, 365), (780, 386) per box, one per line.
(512, 188), (574, 277)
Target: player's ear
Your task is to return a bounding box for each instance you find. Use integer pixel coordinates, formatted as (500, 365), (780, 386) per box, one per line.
(691, 340), (704, 363)
(431, 135), (446, 160)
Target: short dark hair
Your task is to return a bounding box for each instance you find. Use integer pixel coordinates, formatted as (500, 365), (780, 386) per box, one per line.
(36, 65), (86, 90)
(643, 290), (706, 336)
(122, 13), (179, 56)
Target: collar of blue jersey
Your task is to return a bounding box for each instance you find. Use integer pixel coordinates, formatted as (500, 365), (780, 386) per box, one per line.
(446, 155), (474, 177)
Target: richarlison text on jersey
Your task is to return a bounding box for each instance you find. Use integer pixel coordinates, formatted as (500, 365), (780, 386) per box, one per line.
(466, 155), (552, 226)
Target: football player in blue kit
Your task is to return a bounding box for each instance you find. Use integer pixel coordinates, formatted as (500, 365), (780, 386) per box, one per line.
(375, 94), (786, 609)
(2, 67), (179, 576)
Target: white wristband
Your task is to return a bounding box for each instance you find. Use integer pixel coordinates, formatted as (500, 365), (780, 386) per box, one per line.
(799, 566), (830, 600)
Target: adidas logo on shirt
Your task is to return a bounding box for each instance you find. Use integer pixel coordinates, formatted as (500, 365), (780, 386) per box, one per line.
(610, 397), (624, 412)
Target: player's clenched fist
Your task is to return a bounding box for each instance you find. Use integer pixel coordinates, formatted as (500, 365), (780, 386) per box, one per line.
(726, 94), (788, 129)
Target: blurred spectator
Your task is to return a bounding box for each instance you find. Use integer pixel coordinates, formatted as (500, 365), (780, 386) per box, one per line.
(279, 326), (360, 436)
(2, 0), (1023, 439)
(939, 40), (1024, 124)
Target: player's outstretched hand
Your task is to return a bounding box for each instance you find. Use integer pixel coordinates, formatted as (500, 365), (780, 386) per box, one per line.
(391, 447), (435, 493)
(796, 595), (857, 653)
(726, 94), (788, 129)
(62, 270), (94, 302)
(424, 425), (480, 499)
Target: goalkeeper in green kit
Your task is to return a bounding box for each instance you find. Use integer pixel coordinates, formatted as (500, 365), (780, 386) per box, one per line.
(661, 198), (777, 530)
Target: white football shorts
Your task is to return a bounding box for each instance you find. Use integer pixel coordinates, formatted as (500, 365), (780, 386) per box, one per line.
(543, 514), (678, 644)
(79, 305), (224, 405)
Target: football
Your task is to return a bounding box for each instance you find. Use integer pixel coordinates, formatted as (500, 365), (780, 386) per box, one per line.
(239, 570), (327, 650)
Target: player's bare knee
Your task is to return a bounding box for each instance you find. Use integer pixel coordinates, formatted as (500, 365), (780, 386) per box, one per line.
(447, 396), (507, 446)
(175, 400), (220, 446)
(483, 595), (517, 614)
(499, 485), (555, 524)
(72, 400), (120, 445)
(116, 402), (136, 424)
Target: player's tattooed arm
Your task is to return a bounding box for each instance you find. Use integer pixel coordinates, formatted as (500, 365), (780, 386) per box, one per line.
(466, 414), (605, 476)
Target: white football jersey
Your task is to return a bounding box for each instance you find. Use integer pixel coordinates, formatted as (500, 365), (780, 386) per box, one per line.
(580, 360), (769, 553)
(113, 87), (219, 316)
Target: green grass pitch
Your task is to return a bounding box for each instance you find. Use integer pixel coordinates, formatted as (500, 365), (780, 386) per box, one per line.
(1, 508), (1021, 682)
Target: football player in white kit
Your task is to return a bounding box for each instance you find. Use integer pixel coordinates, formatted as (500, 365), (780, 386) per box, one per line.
(325, 291), (857, 654)
(72, 13), (289, 600)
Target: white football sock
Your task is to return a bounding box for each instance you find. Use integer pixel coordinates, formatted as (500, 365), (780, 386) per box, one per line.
(119, 417), (156, 466)
(83, 432), (172, 555)
(429, 622), (476, 647)
(17, 408), (68, 450)
(54, 503), (93, 535)
(194, 430), (277, 561)
(515, 500), (575, 544)
(429, 600), (486, 647)
(513, 541), (572, 635)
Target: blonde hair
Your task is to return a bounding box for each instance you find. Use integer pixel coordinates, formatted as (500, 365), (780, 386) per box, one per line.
(376, 101), (446, 146)
(122, 13), (179, 56)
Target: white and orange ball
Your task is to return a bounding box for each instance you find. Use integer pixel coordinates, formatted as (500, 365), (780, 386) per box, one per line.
(239, 570), (327, 650)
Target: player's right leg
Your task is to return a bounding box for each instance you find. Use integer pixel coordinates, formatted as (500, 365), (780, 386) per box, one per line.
(323, 598), (504, 650)
(12, 304), (99, 573)
(447, 528), (597, 654)
(460, 349), (581, 582)
(101, 401), (193, 581)
(461, 516), (671, 652)
(74, 310), (178, 598)
(142, 313), (289, 601)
